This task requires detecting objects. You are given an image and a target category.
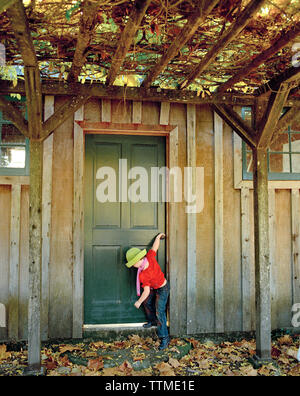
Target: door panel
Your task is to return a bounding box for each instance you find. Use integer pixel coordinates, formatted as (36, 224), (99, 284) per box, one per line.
(84, 134), (166, 324)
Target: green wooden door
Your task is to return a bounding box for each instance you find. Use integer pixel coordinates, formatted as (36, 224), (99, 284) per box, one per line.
(84, 134), (166, 324)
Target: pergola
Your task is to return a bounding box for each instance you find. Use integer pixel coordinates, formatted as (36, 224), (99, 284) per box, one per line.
(0, 0), (300, 371)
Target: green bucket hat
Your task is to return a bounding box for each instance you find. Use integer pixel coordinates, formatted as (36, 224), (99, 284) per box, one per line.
(125, 247), (147, 268)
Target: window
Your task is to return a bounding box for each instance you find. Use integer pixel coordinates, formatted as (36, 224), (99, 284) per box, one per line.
(0, 96), (29, 176)
(242, 107), (300, 180)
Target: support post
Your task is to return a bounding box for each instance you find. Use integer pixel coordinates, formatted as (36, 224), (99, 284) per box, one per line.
(252, 147), (271, 361)
(28, 139), (43, 370)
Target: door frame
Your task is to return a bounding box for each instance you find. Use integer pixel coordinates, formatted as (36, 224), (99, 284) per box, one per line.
(72, 110), (179, 337)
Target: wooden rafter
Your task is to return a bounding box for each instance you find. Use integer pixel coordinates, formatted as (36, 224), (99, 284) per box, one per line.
(255, 66), (300, 96)
(212, 103), (258, 148)
(105, 0), (151, 86)
(257, 81), (294, 149)
(41, 94), (91, 141)
(217, 21), (300, 94)
(141, 0), (219, 88)
(180, 0), (266, 89)
(0, 96), (29, 138)
(67, 0), (100, 83)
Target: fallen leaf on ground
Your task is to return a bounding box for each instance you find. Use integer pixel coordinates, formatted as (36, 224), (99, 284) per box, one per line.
(155, 362), (175, 376)
(87, 358), (103, 371)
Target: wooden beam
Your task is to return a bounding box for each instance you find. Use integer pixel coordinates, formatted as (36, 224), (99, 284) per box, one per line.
(214, 111), (224, 333)
(41, 94), (91, 141)
(141, 0), (219, 88)
(24, 66), (43, 139)
(181, 0), (266, 89)
(0, 79), (259, 106)
(255, 66), (300, 97)
(27, 139), (43, 371)
(105, 0), (151, 86)
(257, 82), (292, 149)
(186, 104), (197, 334)
(218, 22), (300, 93)
(8, 184), (21, 341)
(252, 147), (271, 360)
(212, 103), (257, 148)
(67, 0), (99, 82)
(41, 95), (54, 341)
(73, 106), (84, 339)
(0, 96), (29, 137)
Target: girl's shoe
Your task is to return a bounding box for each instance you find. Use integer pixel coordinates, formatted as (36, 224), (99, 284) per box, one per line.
(143, 321), (157, 328)
(158, 336), (170, 350)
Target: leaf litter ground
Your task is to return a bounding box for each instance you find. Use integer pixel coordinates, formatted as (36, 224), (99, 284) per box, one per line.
(0, 333), (299, 376)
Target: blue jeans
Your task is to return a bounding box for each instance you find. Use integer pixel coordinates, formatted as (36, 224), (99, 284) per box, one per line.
(143, 281), (170, 338)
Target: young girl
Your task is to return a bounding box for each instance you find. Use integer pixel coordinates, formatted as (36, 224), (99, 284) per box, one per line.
(125, 233), (170, 350)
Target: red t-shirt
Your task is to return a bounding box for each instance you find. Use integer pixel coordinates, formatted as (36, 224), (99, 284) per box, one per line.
(139, 249), (165, 289)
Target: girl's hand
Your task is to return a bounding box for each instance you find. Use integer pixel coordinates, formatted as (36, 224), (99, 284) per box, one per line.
(134, 301), (141, 309)
(157, 233), (165, 240)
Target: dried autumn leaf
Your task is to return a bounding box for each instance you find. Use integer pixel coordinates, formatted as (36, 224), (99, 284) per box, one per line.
(119, 360), (133, 373)
(0, 344), (10, 360)
(59, 344), (81, 354)
(155, 362), (175, 376)
(239, 365), (258, 376)
(168, 357), (180, 368)
(277, 335), (293, 345)
(87, 358), (104, 371)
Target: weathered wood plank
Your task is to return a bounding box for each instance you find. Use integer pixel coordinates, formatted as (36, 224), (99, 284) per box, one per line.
(253, 147), (271, 359)
(269, 188), (277, 329)
(160, 102), (170, 126)
(186, 104), (197, 334)
(101, 99), (111, 122)
(41, 96), (54, 341)
(73, 106), (84, 339)
(132, 101), (142, 124)
(8, 184), (21, 340)
(169, 126), (179, 336)
(214, 111), (224, 332)
(291, 189), (300, 306)
(28, 139), (43, 369)
(241, 187), (251, 331)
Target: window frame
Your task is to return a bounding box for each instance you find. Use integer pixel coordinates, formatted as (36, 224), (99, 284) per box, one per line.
(241, 106), (300, 181)
(0, 96), (29, 176)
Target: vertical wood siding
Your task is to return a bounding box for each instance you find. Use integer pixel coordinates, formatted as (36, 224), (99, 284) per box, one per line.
(0, 98), (299, 340)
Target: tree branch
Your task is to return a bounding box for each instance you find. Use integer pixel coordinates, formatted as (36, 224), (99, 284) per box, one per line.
(106, 0), (151, 86)
(218, 21), (300, 93)
(180, 0), (266, 89)
(141, 0), (219, 88)
(67, 0), (100, 83)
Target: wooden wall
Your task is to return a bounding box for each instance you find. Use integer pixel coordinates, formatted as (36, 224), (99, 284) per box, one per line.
(0, 97), (299, 341)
